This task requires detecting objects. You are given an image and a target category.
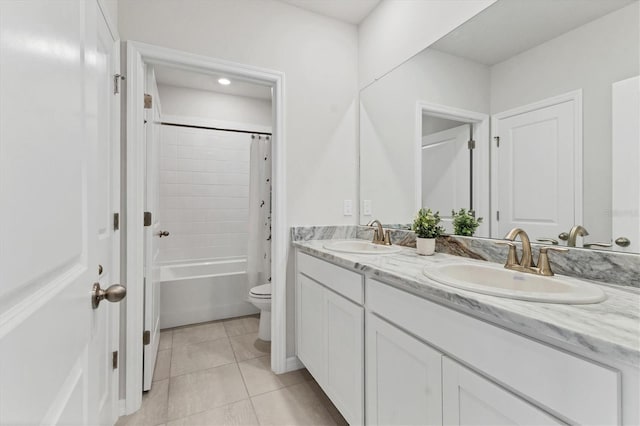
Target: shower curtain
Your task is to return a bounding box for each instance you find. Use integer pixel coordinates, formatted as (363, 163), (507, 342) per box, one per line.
(247, 134), (272, 289)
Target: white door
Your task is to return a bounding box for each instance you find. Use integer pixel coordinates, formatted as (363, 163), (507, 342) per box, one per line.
(325, 291), (364, 425)
(365, 313), (443, 426)
(0, 1), (121, 424)
(143, 67), (162, 390)
(443, 357), (564, 425)
(89, 4), (122, 424)
(422, 124), (471, 233)
(492, 93), (581, 242)
(612, 76), (640, 253)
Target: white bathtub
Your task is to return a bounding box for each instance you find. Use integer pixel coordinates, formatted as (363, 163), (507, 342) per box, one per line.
(159, 257), (258, 329)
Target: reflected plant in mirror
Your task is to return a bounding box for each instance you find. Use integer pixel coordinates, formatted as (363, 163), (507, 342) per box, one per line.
(452, 209), (483, 237)
(359, 0), (640, 253)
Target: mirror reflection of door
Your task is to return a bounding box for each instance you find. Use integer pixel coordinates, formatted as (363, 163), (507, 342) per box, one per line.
(492, 92), (581, 242)
(422, 122), (471, 233)
(612, 76), (640, 253)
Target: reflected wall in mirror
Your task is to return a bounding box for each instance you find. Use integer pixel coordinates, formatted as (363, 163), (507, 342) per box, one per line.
(360, 0), (640, 253)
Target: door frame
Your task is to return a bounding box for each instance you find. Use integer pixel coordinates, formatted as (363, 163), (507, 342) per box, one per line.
(123, 41), (287, 413)
(415, 101), (490, 237)
(490, 90), (583, 237)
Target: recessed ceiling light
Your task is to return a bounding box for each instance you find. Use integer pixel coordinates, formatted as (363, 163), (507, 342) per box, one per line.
(218, 78), (231, 85)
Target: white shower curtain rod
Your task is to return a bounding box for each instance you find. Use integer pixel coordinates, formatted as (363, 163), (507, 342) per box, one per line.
(161, 122), (272, 136)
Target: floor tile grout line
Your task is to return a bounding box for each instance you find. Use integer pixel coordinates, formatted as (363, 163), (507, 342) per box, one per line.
(168, 339), (236, 379)
(165, 397), (258, 425)
(235, 349), (260, 422)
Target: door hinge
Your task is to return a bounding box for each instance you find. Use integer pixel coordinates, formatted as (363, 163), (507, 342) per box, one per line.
(113, 74), (125, 94)
(496, 211), (500, 221)
(468, 139), (476, 150)
(113, 212), (120, 231)
(494, 136), (500, 147)
(144, 211), (152, 227)
(144, 93), (152, 109)
(143, 330), (151, 346)
(112, 351), (118, 369)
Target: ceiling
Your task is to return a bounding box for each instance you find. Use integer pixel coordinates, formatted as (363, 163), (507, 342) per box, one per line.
(432, 0), (636, 65)
(153, 65), (272, 100)
(279, 0), (381, 24)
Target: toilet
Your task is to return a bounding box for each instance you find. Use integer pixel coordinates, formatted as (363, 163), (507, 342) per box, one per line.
(248, 283), (272, 341)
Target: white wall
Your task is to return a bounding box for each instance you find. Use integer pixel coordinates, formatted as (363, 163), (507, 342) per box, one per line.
(99, 0), (118, 30)
(118, 0), (358, 359)
(119, 0), (358, 227)
(490, 2), (640, 242)
(358, 0), (495, 89)
(158, 84), (272, 129)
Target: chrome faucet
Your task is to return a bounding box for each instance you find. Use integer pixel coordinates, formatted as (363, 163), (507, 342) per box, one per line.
(366, 219), (391, 245)
(497, 228), (568, 276)
(567, 225), (589, 247)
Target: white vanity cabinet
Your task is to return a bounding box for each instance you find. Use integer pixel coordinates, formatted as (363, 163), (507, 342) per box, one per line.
(367, 278), (620, 426)
(295, 251), (629, 426)
(296, 253), (364, 425)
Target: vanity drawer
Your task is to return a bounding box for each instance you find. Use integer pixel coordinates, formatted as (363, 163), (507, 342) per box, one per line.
(297, 252), (363, 304)
(367, 278), (620, 426)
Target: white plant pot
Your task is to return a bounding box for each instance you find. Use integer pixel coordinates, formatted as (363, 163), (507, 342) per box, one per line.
(416, 237), (436, 256)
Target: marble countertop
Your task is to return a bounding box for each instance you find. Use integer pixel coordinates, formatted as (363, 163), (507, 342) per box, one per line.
(293, 239), (640, 368)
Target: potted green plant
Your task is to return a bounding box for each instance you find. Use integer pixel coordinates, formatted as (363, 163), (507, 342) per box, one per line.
(412, 208), (445, 255)
(451, 208), (483, 236)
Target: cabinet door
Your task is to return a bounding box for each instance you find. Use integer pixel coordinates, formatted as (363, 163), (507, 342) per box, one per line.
(443, 357), (565, 426)
(366, 313), (443, 425)
(296, 275), (326, 382)
(325, 290), (364, 425)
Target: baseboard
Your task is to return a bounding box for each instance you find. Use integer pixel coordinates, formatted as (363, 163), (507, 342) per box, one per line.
(284, 355), (304, 372)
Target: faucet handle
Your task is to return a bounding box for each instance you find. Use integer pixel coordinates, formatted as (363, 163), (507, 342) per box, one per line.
(383, 230), (392, 246)
(495, 241), (519, 267)
(537, 246), (569, 276)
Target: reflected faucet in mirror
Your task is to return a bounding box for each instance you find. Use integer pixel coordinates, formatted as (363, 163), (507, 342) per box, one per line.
(563, 225), (612, 248)
(568, 225), (589, 247)
(366, 219), (392, 246)
(497, 228), (568, 277)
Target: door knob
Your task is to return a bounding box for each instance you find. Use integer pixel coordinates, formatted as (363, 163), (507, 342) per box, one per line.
(157, 230), (170, 238)
(615, 237), (631, 247)
(92, 283), (126, 309)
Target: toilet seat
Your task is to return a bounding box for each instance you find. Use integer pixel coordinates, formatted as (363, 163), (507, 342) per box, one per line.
(250, 283), (271, 299)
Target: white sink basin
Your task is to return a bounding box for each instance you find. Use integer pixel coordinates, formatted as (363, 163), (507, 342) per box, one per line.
(323, 240), (402, 255)
(423, 263), (606, 304)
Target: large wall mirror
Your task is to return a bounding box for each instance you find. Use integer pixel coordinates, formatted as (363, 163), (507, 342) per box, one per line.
(360, 0), (640, 253)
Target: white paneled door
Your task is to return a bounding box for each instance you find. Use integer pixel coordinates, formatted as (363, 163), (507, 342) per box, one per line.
(492, 92), (581, 241)
(143, 67), (162, 391)
(422, 124), (471, 232)
(612, 76), (640, 253)
(0, 1), (121, 424)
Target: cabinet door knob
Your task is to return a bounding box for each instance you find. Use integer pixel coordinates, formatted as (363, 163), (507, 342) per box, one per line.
(158, 230), (170, 238)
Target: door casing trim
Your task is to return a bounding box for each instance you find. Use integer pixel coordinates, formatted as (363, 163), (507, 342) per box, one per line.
(123, 41), (287, 414)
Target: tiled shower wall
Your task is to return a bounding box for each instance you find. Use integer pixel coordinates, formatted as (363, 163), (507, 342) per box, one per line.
(159, 125), (251, 262)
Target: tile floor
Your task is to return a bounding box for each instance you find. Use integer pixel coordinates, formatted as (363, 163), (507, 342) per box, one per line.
(116, 315), (347, 426)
